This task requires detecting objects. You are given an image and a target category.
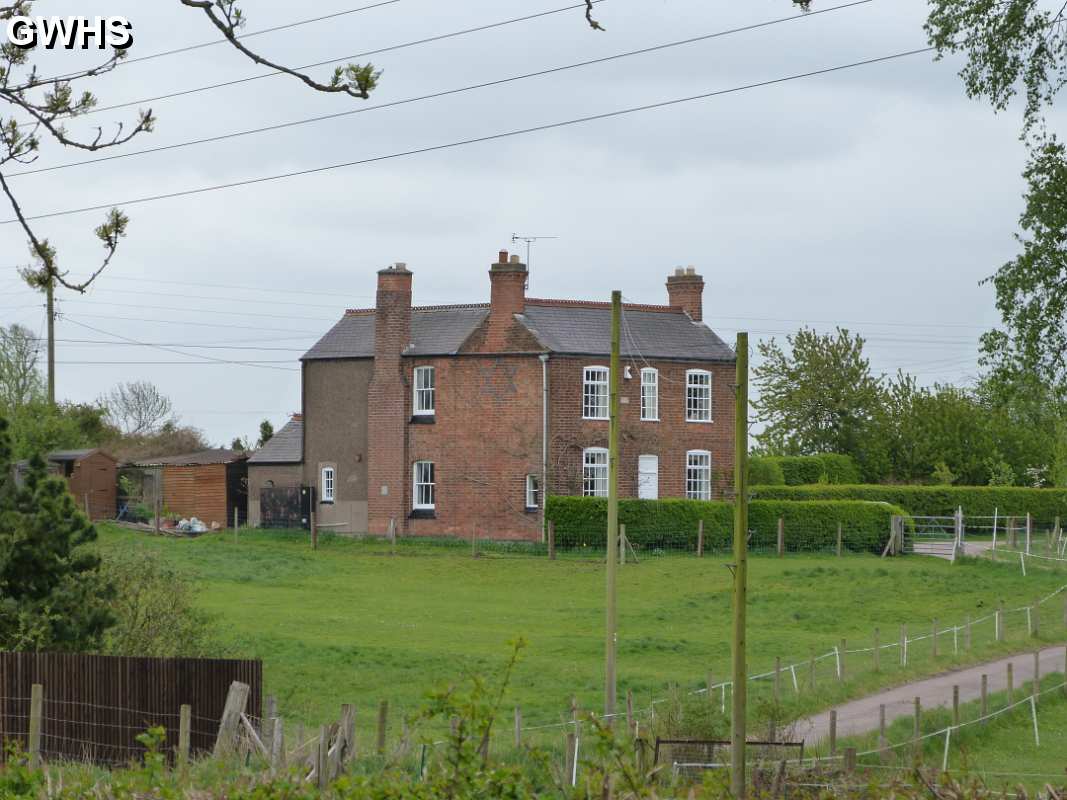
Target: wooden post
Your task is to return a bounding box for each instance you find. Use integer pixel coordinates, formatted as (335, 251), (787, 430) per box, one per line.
(311, 510), (318, 550)
(730, 332), (749, 800)
(1033, 650), (1040, 705)
(340, 704), (355, 763)
(619, 523), (626, 565)
(27, 683), (42, 770)
(873, 627), (880, 672)
(996, 603), (1004, 642)
(828, 710), (837, 756)
(548, 520), (556, 560)
(697, 519), (704, 558)
(913, 697), (922, 764)
(838, 639), (846, 683)
(777, 517), (784, 557)
(514, 706), (522, 748)
(377, 700), (388, 755)
(605, 290), (621, 725)
(178, 704), (191, 766)
(844, 747), (857, 774)
(1032, 601), (1039, 638)
(952, 686), (959, 727)
(878, 704), (887, 753)
(980, 674), (988, 721)
(213, 680), (250, 757)
(263, 695), (277, 751)
(317, 725), (328, 788)
(1008, 662), (1014, 705)
(564, 732), (576, 785)
(626, 689), (634, 735)
(270, 718), (284, 772)
(932, 619), (938, 659)
(836, 522), (843, 557)
(900, 624), (907, 666)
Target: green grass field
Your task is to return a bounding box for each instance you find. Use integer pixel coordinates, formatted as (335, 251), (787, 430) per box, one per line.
(94, 525), (1067, 738)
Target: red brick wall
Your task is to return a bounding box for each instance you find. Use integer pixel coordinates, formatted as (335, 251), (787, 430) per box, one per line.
(401, 355), (544, 540)
(546, 356), (735, 500)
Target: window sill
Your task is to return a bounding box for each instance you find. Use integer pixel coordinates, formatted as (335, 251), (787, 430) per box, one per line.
(641, 417), (660, 423)
(411, 415), (436, 425)
(686, 419), (713, 424)
(319, 500), (334, 506)
(524, 506), (539, 514)
(410, 508), (436, 519)
(582, 416), (609, 422)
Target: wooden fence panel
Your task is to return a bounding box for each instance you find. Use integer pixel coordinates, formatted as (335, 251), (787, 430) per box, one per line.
(0, 652), (261, 765)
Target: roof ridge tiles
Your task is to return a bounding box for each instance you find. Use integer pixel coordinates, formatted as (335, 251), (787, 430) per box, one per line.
(344, 302), (490, 315)
(523, 297), (683, 313)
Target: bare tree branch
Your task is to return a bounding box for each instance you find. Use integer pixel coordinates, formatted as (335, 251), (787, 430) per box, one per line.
(585, 0), (604, 30)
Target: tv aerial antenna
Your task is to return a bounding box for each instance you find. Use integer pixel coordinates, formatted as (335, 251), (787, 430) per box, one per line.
(510, 233), (558, 270)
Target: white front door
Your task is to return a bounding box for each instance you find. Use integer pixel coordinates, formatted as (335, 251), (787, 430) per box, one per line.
(637, 455), (658, 500)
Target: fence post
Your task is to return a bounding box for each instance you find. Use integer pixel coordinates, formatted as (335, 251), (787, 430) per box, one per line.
(28, 683), (42, 770)
(377, 700), (388, 755)
(697, 519), (704, 558)
(270, 718), (284, 773)
(263, 695), (277, 751)
(844, 747), (857, 774)
(1033, 651), (1040, 706)
(213, 680), (250, 757)
(1026, 512), (1032, 555)
(980, 674), (988, 722)
(564, 731), (577, 785)
(627, 688), (634, 735)
(900, 624), (907, 666)
(836, 522), (843, 557)
(548, 520), (556, 561)
(873, 627), (880, 672)
(514, 706), (522, 748)
(912, 697), (922, 764)
(828, 710), (837, 756)
(1032, 600), (1039, 638)
(317, 725), (328, 788)
(952, 685), (959, 727)
(878, 704), (887, 754)
(1008, 662), (1014, 705)
(341, 704), (355, 763)
(777, 517), (784, 557)
(179, 704), (191, 766)
(996, 603), (1004, 642)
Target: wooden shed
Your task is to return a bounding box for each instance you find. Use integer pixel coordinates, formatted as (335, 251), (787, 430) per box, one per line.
(128, 449), (249, 529)
(15, 449), (118, 520)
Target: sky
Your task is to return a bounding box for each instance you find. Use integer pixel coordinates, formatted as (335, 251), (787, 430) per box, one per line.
(0, 0), (1041, 445)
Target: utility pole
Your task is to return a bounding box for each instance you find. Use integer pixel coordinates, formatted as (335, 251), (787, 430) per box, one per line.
(45, 273), (55, 405)
(731, 332), (749, 799)
(605, 289), (621, 722)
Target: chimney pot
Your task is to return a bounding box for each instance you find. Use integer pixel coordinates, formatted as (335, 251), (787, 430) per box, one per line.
(395, 262), (407, 270)
(509, 254), (521, 264)
(686, 266), (696, 275)
(498, 249), (508, 264)
(675, 267), (685, 276)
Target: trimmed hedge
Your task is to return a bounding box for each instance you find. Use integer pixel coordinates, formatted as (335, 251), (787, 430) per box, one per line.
(545, 496), (907, 554)
(750, 484), (1067, 520)
(749, 454), (861, 486)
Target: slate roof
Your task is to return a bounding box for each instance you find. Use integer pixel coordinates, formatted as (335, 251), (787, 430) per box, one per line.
(301, 306), (489, 360)
(301, 301), (735, 362)
(128, 448), (248, 467)
(249, 417), (303, 464)
(519, 302), (735, 362)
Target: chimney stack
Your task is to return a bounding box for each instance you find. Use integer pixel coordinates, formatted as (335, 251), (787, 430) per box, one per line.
(666, 265), (705, 322)
(486, 249), (527, 349)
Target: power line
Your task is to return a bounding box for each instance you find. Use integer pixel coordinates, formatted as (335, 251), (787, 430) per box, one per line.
(1, 44), (937, 225)
(52, 1), (608, 122)
(63, 318), (299, 372)
(59, 297), (336, 323)
(62, 312), (324, 335)
(73, 273), (373, 300)
(78, 286), (347, 310)
(34, 338), (309, 351)
(9, 1), (871, 179)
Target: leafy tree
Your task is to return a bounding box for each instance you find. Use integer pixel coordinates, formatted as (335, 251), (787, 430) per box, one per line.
(753, 328), (887, 479)
(257, 419), (274, 448)
(6, 399), (114, 460)
(0, 324), (41, 411)
(230, 436), (251, 451)
(0, 416), (114, 651)
(104, 420), (209, 463)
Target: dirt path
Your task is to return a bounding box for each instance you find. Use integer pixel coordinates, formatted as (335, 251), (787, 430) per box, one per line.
(794, 644), (1066, 744)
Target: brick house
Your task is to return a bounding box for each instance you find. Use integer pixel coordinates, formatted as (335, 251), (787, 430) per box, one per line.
(299, 251), (736, 540)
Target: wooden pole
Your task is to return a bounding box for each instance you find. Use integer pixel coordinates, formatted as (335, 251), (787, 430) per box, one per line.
(263, 695), (277, 751)
(564, 732), (576, 785)
(619, 523), (626, 565)
(270, 718), (284, 773)
(317, 725), (328, 788)
(377, 700), (388, 755)
(913, 697), (922, 764)
(980, 674), (988, 721)
(179, 704), (191, 766)
(878, 704), (887, 754)
(731, 331), (749, 800)
(28, 683), (42, 769)
(836, 522), (843, 557)
(844, 747), (857, 774)
(605, 289), (621, 723)
(697, 519), (704, 558)
(213, 680), (250, 757)
(548, 520), (556, 560)
(952, 685), (959, 727)
(777, 517), (784, 557)
(828, 710), (837, 756)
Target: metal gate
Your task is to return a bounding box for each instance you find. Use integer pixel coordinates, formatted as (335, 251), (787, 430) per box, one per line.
(906, 511), (961, 560)
(260, 486), (306, 529)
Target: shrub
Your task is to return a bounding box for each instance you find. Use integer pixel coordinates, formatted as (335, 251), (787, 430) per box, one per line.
(749, 457), (785, 486)
(545, 496), (906, 554)
(749, 484), (1067, 520)
(755, 454), (860, 485)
